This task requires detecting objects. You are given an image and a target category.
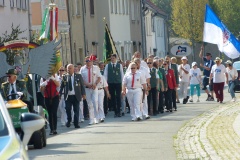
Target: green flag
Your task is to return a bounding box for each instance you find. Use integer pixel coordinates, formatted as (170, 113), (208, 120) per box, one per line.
(103, 24), (118, 63)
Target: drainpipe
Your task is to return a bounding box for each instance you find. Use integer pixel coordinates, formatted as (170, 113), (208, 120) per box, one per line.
(82, 0), (87, 56)
(66, 0), (73, 62)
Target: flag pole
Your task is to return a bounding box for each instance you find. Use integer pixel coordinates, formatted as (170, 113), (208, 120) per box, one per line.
(103, 18), (122, 63)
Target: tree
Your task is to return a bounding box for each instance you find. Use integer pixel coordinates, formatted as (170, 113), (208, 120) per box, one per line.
(171, 0), (208, 43)
(0, 24), (26, 65)
(209, 0), (240, 36)
(151, 0), (172, 16)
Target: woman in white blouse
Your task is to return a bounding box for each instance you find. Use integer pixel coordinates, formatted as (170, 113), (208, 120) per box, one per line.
(189, 62), (202, 102)
(225, 60), (238, 102)
(122, 62), (148, 121)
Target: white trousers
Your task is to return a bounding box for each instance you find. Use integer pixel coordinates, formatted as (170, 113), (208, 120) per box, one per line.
(142, 94), (148, 116)
(58, 96), (67, 124)
(98, 89), (105, 119)
(79, 101), (84, 120)
(179, 81), (189, 99)
(85, 88), (98, 121)
(126, 88), (143, 119)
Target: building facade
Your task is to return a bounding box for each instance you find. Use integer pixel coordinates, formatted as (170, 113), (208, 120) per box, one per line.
(144, 0), (168, 58)
(0, 0), (30, 40)
(68, 0), (143, 63)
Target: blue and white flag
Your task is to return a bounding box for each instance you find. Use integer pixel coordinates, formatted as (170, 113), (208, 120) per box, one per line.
(203, 4), (240, 59)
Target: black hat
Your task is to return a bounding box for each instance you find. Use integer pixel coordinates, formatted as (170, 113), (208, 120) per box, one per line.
(6, 69), (18, 75)
(206, 53), (212, 56)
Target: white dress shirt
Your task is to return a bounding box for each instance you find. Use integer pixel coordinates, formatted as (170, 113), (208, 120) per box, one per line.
(80, 65), (101, 85)
(123, 71), (146, 89)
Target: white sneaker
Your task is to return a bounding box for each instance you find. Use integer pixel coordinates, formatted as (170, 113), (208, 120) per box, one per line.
(89, 120), (94, 125)
(189, 99), (193, 102)
(94, 118), (98, 124)
(232, 97), (236, 102)
(197, 99), (200, 102)
(80, 119), (84, 123)
(132, 118), (136, 121)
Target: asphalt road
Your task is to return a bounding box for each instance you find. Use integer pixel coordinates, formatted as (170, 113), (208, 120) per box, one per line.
(28, 88), (232, 160)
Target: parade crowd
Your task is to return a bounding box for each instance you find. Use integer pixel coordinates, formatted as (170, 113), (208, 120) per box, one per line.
(1, 47), (238, 135)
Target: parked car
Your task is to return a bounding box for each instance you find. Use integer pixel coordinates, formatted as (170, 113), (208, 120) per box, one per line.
(233, 61), (240, 92)
(0, 95), (45, 160)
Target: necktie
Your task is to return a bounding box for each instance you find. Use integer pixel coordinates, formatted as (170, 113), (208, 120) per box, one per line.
(113, 64), (115, 70)
(88, 68), (91, 83)
(11, 84), (15, 94)
(150, 68), (152, 73)
(131, 73), (135, 88)
(69, 75), (73, 91)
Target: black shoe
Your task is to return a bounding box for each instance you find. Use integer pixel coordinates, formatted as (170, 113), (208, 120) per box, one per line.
(137, 117), (141, 121)
(100, 119), (104, 123)
(183, 98), (187, 104)
(176, 100), (180, 103)
(53, 130), (57, 135)
(209, 97), (214, 101)
(49, 130), (54, 135)
(160, 111), (164, 113)
(122, 112), (125, 116)
(75, 125), (80, 128)
(66, 122), (71, 128)
(170, 109), (172, 112)
(118, 114), (122, 117)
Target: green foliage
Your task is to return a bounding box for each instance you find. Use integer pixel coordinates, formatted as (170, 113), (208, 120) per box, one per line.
(171, 0), (208, 43)
(0, 24), (26, 65)
(209, 0), (240, 36)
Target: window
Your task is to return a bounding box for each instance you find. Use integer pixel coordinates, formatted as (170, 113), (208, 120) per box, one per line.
(10, 0), (14, 8)
(90, 0), (94, 15)
(110, 0), (113, 13)
(118, 0), (121, 14)
(152, 17), (155, 32)
(71, 0), (75, 16)
(76, 0), (80, 15)
(59, 0), (66, 8)
(131, 0), (135, 21)
(136, 3), (139, 21)
(122, 0), (125, 14)
(22, 0), (27, 10)
(16, 0), (21, 9)
(126, 0), (128, 14)
(114, 0), (117, 14)
(0, 0), (4, 6)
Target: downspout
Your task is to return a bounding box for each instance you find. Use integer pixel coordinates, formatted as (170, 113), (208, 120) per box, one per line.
(82, 0), (87, 56)
(140, 0), (146, 58)
(66, 0), (73, 62)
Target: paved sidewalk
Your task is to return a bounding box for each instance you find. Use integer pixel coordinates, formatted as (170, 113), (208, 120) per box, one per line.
(175, 92), (240, 159)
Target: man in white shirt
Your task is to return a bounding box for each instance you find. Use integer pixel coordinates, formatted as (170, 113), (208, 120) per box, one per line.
(80, 56), (101, 124)
(178, 56), (190, 104)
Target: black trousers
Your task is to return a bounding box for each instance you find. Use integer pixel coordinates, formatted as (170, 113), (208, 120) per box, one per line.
(108, 83), (121, 115)
(65, 95), (80, 127)
(37, 92), (45, 109)
(147, 87), (157, 115)
(158, 90), (164, 112)
(165, 88), (177, 110)
(45, 96), (59, 131)
(22, 100), (34, 113)
(83, 99), (89, 119)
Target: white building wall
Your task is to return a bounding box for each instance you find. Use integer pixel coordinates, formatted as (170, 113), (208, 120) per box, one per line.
(0, 1), (30, 40)
(109, 0), (131, 61)
(145, 12), (153, 56)
(154, 16), (166, 58)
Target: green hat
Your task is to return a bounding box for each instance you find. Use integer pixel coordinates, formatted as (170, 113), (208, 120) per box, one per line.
(6, 69), (18, 75)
